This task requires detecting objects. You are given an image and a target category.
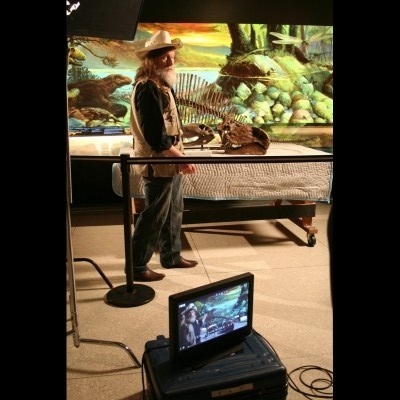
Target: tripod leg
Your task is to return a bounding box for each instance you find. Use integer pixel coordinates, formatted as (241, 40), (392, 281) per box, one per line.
(80, 338), (141, 368)
(67, 214), (141, 368)
(74, 257), (114, 288)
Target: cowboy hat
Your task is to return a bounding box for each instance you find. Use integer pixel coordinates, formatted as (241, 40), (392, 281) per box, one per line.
(181, 303), (197, 316)
(134, 30), (183, 60)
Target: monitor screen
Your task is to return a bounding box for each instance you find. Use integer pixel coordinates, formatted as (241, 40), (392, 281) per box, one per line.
(169, 272), (254, 369)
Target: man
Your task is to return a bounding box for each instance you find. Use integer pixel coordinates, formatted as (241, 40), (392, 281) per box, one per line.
(130, 30), (198, 282)
(179, 303), (202, 347)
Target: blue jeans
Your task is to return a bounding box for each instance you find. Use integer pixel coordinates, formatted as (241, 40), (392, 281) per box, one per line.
(131, 174), (184, 273)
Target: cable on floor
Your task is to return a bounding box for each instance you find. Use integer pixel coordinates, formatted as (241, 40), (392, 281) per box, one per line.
(287, 364), (333, 399)
(253, 329), (333, 400)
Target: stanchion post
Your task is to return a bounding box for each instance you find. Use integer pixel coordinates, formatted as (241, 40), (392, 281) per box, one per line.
(104, 153), (156, 307)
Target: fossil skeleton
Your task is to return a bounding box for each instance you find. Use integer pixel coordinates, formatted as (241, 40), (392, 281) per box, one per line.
(175, 73), (319, 151)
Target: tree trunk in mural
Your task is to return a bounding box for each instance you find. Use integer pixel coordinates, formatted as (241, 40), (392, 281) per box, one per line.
(216, 23), (257, 96)
(226, 23), (255, 59)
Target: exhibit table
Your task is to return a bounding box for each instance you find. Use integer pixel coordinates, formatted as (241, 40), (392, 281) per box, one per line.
(111, 143), (333, 247)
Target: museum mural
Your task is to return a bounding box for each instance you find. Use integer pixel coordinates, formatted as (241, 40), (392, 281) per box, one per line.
(67, 22), (333, 150)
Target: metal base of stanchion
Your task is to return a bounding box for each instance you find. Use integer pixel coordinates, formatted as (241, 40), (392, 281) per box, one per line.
(105, 284), (155, 307)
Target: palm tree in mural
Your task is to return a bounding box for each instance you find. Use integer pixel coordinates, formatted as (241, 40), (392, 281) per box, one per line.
(67, 36), (121, 82)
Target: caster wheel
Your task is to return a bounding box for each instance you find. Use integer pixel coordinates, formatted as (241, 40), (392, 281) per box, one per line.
(307, 233), (316, 247)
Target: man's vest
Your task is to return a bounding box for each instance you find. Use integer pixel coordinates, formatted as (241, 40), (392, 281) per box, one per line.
(130, 79), (184, 177)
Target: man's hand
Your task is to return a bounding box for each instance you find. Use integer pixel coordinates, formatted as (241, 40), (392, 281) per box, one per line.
(180, 164), (196, 174)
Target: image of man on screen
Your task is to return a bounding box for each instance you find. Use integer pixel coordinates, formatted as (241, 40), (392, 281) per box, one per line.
(179, 303), (201, 348)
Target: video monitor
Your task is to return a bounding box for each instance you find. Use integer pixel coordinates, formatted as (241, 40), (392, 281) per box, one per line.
(168, 272), (254, 369)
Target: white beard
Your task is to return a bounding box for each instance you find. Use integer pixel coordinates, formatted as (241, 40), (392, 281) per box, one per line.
(157, 69), (177, 88)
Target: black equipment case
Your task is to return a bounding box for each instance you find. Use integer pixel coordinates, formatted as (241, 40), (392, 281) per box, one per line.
(143, 331), (288, 400)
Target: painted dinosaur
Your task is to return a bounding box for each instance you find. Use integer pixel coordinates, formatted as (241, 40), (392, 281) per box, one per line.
(68, 74), (132, 117)
(68, 47), (86, 66)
